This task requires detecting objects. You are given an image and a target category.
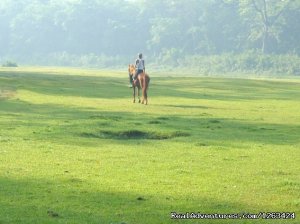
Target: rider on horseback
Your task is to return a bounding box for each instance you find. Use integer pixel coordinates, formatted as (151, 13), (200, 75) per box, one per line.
(131, 53), (145, 86)
(128, 54), (150, 105)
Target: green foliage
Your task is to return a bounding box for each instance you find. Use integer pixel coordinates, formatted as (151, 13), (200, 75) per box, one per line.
(46, 53), (127, 68)
(237, 0), (298, 53)
(0, 0), (299, 64)
(2, 60), (18, 67)
(178, 53), (300, 76)
(158, 48), (182, 66)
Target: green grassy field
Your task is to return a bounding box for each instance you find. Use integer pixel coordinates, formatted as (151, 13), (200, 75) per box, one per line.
(0, 67), (299, 224)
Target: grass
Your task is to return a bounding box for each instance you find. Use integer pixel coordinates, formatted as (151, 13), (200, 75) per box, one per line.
(0, 67), (300, 224)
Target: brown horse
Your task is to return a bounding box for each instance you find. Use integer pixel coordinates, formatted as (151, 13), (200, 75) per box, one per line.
(128, 64), (150, 105)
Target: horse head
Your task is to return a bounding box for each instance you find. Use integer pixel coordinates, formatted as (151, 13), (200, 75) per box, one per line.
(128, 64), (135, 76)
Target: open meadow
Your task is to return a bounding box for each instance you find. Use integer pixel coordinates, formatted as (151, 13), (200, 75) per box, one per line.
(0, 67), (300, 224)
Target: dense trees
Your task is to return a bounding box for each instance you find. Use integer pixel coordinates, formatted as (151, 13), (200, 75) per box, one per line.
(0, 0), (299, 66)
(238, 0), (298, 53)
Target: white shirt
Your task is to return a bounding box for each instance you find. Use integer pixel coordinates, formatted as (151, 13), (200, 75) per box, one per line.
(136, 58), (145, 70)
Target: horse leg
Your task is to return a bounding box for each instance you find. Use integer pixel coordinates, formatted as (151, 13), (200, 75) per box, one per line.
(138, 87), (141, 103)
(145, 76), (150, 105)
(138, 78), (143, 104)
(142, 79), (146, 105)
(141, 87), (144, 104)
(142, 87), (147, 105)
(133, 86), (135, 103)
(142, 86), (145, 104)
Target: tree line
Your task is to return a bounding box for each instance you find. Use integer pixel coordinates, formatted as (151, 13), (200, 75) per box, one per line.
(0, 0), (300, 70)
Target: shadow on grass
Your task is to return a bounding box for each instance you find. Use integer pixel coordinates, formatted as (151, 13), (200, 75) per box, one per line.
(154, 77), (300, 101)
(0, 71), (128, 99)
(81, 129), (190, 140)
(162, 104), (212, 109)
(1, 99), (300, 147)
(0, 176), (278, 224)
(2, 71), (300, 101)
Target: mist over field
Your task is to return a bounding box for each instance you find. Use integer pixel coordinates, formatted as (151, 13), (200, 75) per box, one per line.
(0, 0), (300, 74)
(1, 1), (300, 224)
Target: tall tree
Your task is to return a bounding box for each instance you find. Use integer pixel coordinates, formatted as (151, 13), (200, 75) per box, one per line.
(240, 0), (294, 53)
